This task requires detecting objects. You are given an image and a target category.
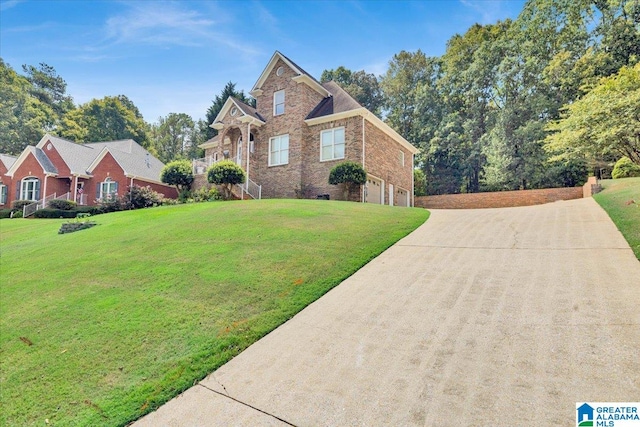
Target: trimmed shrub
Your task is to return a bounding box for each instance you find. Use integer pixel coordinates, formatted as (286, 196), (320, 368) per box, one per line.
(207, 160), (245, 200)
(328, 161), (367, 201)
(0, 209), (12, 219)
(33, 208), (79, 219)
(75, 206), (101, 215)
(123, 185), (164, 209)
(11, 200), (33, 211)
(612, 157), (640, 179)
(98, 195), (124, 213)
(161, 160), (194, 192)
(48, 199), (77, 210)
(12, 210), (23, 218)
(192, 185), (221, 202)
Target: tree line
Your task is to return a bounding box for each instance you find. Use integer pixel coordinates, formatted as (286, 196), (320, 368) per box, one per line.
(1, 0), (638, 195)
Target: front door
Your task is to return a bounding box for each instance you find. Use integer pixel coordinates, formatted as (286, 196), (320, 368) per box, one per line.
(236, 137), (243, 166)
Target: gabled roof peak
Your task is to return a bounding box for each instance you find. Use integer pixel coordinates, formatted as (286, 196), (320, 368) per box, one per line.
(250, 51), (330, 98)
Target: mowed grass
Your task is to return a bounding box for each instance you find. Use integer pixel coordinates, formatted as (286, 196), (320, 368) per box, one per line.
(594, 177), (640, 259)
(0, 199), (429, 426)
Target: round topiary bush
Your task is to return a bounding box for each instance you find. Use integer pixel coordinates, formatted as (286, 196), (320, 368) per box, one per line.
(207, 160), (245, 200)
(328, 161), (367, 201)
(612, 156), (640, 179)
(161, 160), (195, 192)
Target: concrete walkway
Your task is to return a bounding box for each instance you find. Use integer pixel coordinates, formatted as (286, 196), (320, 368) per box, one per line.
(134, 198), (640, 426)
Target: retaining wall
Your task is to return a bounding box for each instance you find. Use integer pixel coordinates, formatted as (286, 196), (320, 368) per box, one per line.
(415, 187), (584, 209)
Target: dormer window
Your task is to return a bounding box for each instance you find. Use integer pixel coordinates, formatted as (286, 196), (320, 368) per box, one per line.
(274, 90), (285, 116)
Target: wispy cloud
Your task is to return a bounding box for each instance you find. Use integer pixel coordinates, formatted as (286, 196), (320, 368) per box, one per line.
(102, 1), (260, 56)
(0, 0), (24, 12)
(459, 0), (516, 24)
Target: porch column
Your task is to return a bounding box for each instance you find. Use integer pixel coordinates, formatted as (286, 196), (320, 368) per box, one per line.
(73, 175), (78, 202)
(246, 122), (251, 185)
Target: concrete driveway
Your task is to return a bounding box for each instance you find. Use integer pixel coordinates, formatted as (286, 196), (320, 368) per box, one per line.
(134, 198), (640, 426)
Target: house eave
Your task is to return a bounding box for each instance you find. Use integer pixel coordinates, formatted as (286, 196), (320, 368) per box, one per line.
(238, 116), (265, 126)
(199, 141), (218, 149)
(292, 75), (330, 97)
(125, 174), (173, 188)
(304, 108), (419, 155)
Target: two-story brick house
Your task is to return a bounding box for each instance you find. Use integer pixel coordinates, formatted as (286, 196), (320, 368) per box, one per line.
(195, 51), (419, 206)
(1, 134), (177, 211)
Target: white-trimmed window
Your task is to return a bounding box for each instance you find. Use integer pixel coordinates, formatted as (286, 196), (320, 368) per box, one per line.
(320, 127), (345, 161)
(0, 184), (7, 204)
(274, 90), (285, 116)
(20, 177), (40, 201)
(399, 150), (405, 167)
(99, 178), (118, 199)
(269, 134), (289, 166)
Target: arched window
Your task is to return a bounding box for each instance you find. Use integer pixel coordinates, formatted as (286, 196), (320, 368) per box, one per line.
(20, 177), (40, 201)
(98, 177), (118, 200)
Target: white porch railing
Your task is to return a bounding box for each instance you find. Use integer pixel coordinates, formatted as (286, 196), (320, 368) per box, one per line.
(75, 193), (88, 205)
(236, 177), (262, 200)
(22, 191), (87, 217)
(192, 156), (219, 175)
(23, 193), (57, 217)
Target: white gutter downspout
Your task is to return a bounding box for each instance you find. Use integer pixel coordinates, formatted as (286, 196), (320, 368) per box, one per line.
(362, 115), (366, 203)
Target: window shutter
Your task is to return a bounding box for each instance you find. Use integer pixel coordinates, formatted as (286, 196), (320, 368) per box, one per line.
(35, 179), (41, 200)
(97, 183), (101, 200)
(1, 185), (7, 204)
(16, 181), (21, 200)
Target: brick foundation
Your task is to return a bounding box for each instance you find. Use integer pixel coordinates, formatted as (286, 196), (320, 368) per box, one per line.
(415, 187), (584, 209)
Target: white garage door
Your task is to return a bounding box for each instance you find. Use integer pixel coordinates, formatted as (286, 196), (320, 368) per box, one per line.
(396, 187), (409, 207)
(365, 176), (383, 204)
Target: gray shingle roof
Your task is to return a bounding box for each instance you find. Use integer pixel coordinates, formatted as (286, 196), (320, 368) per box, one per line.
(86, 140), (165, 182)
(0, 154), (17, 170)
(306, 81), (363, 120)
(47, 135), (102, 175)
(231, 97), (266, 122)
(42, 135), (165, 183)
(30, 146), (58, 174)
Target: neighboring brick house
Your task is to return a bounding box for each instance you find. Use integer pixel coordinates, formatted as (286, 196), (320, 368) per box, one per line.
(0, 154), (18, 207)
(2, 134), (178, 209)
(195, 51), (419, 206)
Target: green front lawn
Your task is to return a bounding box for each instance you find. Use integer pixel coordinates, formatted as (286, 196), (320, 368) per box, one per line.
(594, 177), (640, 259)
(0, 200), (429, 426)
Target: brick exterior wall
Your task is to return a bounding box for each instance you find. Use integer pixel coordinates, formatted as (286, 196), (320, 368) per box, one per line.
(303, 116), (363, 200)
(0, 161), (12, 207)
(132, 179), (179, 200)
(198, 57), (415, 204)
(4, 142), (177, 208)
(415, 187), (584, 209)
(363, 120), (414, 206)
(9, 152), (45, 202)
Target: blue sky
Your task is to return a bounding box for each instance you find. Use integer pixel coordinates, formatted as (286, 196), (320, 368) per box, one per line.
(1, 0), (526, 123)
